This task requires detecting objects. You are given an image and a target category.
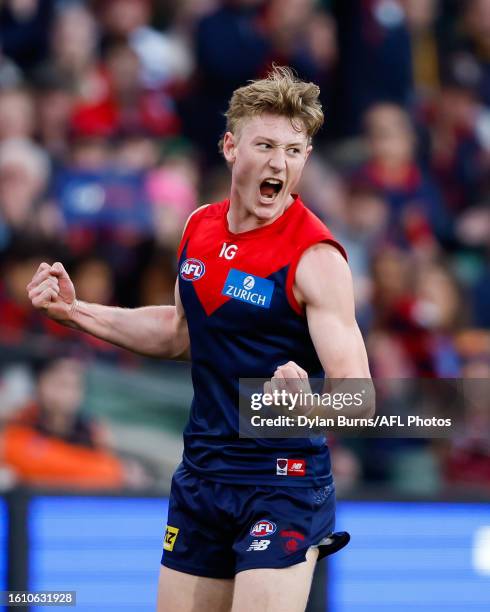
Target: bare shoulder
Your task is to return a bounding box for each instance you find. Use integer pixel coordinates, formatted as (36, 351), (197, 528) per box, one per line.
(298, 242), (348, 271)
(294, 243), (353, 308)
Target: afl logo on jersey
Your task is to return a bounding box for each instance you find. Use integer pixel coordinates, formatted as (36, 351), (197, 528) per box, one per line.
(180, 258), (206, 281)
(250, 519), (277, 537)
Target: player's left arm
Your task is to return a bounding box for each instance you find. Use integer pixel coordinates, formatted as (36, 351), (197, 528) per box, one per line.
(293, 242), (374, 417)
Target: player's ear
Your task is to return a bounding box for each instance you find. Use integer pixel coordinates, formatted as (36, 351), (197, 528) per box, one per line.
(222, 132), (236, 163)
(305, 144), (313, 160)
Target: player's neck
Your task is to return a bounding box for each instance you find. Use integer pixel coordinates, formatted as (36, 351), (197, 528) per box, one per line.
(227, 193), (295, 234)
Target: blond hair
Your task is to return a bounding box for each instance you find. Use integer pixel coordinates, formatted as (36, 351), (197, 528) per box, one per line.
(219, 66), (323, 152)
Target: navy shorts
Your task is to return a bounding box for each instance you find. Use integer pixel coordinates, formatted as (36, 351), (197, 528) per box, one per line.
(161, 463), (336, 579)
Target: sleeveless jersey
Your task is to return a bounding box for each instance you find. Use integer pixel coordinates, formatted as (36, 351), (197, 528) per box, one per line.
(177, 195), (347, 487)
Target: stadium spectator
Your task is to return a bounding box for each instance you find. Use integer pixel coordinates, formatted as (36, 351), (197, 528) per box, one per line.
(440, 334), (490, 492)
(0, 0), (54, 74)
(139, 250), (176, 307)
(419, 60), (489, 217)
(0, 242), (73, 346)
(370, 246), (437, 377)
(0, 49), (23, 89)
(458, 0), (490, 107)
(50, 3), (100, 87)
(369, 249), (462, 378)
(103, 40), (181, 137)
(147, 151), (199, 247)
(0, 241), (137, 361)
(413, 263), (462, 376)
(69, 255), (127, 359)
(472, 257), (490, 328)
(187, 0), (337, 155)
(333, 0), (413, 136)
(0, 138), (57, 250)
(297, 155), (347, 227)
(357, 102), (446, 250)
(55, 132), (150, 243)
(97, 0), (193, 89)
(0, 356), (147, 489)
(402, 0), (442, 98)
(32, 66), (75, 161)
(67, 134), (111, 172)
(0, 87), (35, 141)
(183, 0), (268, 160)
(336, 184), (390, 331)
(49, 3), (113, 138)
(259, 0), (339, 117)
(114, 134), (160, 171)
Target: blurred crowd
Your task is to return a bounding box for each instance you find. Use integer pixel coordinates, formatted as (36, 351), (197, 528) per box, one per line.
(0, 0), (489, 494)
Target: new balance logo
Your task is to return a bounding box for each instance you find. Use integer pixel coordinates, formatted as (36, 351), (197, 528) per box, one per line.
(247, 539), (271, 552)
(276, 458), (306, 476)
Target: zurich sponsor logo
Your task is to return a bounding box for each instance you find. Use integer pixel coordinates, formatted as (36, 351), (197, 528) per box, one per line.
(243, 275), (255, 290)
(250, 519), (277, 537)
(180, 258), (206, 281)
(222, 269), (274, 308)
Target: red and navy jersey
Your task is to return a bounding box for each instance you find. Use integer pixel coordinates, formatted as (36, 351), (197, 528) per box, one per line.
(177, 195), (347, 487)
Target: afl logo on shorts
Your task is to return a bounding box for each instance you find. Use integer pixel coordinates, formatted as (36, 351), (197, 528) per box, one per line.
(250, 519), (277, 537)
(180, 258), (206, 281)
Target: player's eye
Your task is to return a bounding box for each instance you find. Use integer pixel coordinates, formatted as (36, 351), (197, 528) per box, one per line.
(288, 148), (301, 155)
(257, 143), (272, 149)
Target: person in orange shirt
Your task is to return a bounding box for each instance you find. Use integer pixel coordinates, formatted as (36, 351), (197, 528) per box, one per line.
(1, 356), (130, 489)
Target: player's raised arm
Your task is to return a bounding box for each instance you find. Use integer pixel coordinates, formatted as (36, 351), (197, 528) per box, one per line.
(26, 262), (189, 359)
(294, 243), (375, 417)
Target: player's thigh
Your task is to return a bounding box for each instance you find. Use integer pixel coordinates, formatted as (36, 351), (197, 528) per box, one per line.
(231, 546), (318, 612)
(157, 566), (234, 612)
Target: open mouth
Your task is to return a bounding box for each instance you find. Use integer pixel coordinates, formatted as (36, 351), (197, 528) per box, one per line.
(259, 178), (283, 200)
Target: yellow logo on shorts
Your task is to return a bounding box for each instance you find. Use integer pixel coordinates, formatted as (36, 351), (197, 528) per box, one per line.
(164, 525), (179, 551)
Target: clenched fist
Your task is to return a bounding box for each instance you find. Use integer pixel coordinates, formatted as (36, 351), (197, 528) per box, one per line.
(263, 361), (313, 415)
(265, 361), (311, 396)
(26, 261), (77, 323)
